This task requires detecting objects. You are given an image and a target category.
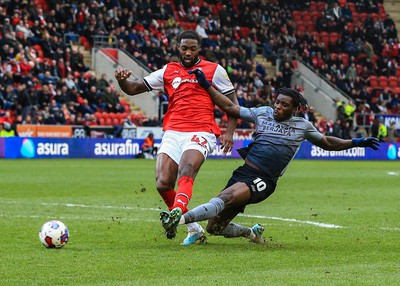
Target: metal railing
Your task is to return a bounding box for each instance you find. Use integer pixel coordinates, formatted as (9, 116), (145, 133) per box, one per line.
(93, 35), (118, 48)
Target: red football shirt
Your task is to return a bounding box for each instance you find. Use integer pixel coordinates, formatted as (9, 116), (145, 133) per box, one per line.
(143, 59), (235, 135)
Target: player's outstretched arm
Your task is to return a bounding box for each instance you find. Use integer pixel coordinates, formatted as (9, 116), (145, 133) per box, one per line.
(220, 91), (239, 154)
(315, 136), (380, 151)
(115, 68), (149, 96)
(188, 68), (240, 118)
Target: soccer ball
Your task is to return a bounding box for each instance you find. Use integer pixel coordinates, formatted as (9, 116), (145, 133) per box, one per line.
(39, 220), (69, 248)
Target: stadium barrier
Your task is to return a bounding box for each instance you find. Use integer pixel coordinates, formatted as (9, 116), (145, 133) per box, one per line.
(1, 137), (398, 160)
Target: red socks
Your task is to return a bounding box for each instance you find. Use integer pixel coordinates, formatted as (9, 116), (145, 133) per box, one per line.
(172, 176), (194, 213)
(160, 189), (176, 211)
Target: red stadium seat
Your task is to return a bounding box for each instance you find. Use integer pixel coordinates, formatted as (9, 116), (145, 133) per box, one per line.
(329, 53), (338, 61)
(378, 76), (388, 88)
(317, 1), (326, 11)
(94, 111), (103, 120)
(371, 13), (379, 23)
(297, 22), (306, 32)
(346, 22), (354, 33)
(340, 53), (349, 66)
(394, 87), (400, 94)
(105, 117), (113, 126)
(311, 11), (321, 21)
(310, 1), (318, 11)
(356, 64), (363, 74)
(329, 32), (340, 45)
(389, 76), (398, 88)
(112, 117), (120, 126)
(359, 13), (368, 23)
(303, 13), (311, 22)
(369, 76), (378, 87)
(292, 11), (301, 22)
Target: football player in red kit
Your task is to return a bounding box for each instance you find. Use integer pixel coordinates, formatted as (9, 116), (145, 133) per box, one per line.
(115, 30), (238, 245)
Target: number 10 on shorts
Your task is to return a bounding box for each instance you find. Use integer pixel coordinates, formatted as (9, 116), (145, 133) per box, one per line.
(253, 178), (267, 192)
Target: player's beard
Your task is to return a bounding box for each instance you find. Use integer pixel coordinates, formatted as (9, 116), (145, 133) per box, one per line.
(179, 53), (198, 68)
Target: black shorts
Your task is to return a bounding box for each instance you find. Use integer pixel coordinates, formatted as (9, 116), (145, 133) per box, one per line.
(223, 164), (277, 206)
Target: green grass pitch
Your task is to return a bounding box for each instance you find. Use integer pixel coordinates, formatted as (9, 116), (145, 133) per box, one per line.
(1, 158), (399, 285)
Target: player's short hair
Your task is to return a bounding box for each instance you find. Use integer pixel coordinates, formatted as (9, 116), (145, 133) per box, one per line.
(177, 30), (201, 45)
(274, 87), (309, 110)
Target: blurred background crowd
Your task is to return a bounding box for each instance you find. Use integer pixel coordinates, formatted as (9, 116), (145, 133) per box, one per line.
(0, 0), (398, 142)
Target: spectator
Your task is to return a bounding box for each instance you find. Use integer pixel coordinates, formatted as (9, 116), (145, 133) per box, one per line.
(17, 83), (32, 121)
(387, 121), (399, 142)
(281, 61), (294, 88)
(141, 132), (158, 159)
(103, 86), (124, 113)
(195, 19), (208, 43)
(377, 118), (387, 141)
(0, 122), (16, 137)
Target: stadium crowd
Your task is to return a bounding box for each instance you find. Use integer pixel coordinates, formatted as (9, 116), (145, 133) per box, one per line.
(0, 0), (398, 142)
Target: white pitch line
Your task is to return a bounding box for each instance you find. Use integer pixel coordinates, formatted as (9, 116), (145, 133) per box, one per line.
(4, 202), (399, 230)
(0, 213), (156, 222)
(239, 214), (342, 229)
(40, 202), (342, 229)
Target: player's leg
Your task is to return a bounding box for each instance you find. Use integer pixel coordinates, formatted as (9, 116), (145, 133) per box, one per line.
(171, 149), (205, 212)
(156, 153), (179, 239)
(164, 181), (250, 244)
(171, 132), (217, 245)
(156, 153), (178, 209)
(174, 149), (207, 245)
(157, 131), (214, 242)
(207, 208), (266, 244)
(170, 131), (217, 212)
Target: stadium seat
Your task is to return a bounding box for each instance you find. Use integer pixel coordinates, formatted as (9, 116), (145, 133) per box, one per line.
(378, 76), (388, 88)
(329, 32), (340, 45)
(356, 64), (363, 74)
(305, 21), (315, 32)
(359, 13), (368, 23)
(297, 22), (306, 32)
(292, 11), (302, 22)
(94, 111), (103, 120)
(371, 13), (379, 23)
(112, 117), (120, 126)
(340, 53), (349, 66)
(311, 11), (321, 21)
(369, 76), (378, 87)
(389, 76), (398, 88)
(105, 117), (113, 126)
(98, 117), (105, 126)
(346, 22), (355, 33)
(320, 32), (329, 47)
(347, 2), (356, 12)
(310, 1), (318, 11)
(302, 13), (311, 22)
(391, 44), (399, 57)
(317, 1), (326, 11)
